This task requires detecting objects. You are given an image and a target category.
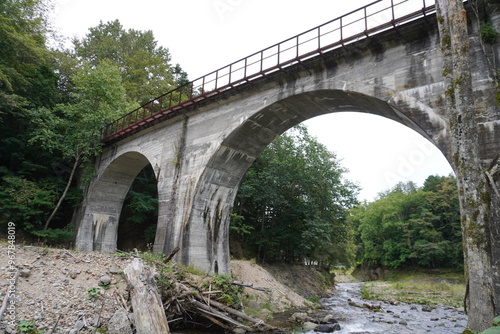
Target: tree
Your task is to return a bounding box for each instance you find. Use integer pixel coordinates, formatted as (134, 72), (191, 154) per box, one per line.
(30, 60), (131, 229)
(352, 176), (462, 269)
(0, 0), (68, 234)
(231, 125), (358, 266)
(72, 20), (183, 105)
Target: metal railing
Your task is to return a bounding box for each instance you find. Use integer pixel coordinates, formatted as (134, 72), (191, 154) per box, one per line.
(103, 0), (436, 142)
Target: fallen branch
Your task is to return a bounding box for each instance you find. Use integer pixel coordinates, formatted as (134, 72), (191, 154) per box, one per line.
(189, 298), (253, 331)
(164, 247), (180, 263)
(232, 281), (272, 292)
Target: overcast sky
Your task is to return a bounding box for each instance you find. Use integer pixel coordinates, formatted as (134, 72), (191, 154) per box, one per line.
(51, 0), (454, 201)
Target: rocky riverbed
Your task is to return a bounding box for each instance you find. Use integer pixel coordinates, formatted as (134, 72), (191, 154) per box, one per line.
(312, 282), (468, 333)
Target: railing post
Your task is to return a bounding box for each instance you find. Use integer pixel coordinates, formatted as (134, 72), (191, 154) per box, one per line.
(262, 50), (266, 73)
(391, 0), (395, 22)
(244, 57), (247, 79)
(364, 6), (368, 32)
(340, 16), (343, 42)
(296, 35), (299, 59)
(277, 43), (280, 65)
(317, 26), (321, 50)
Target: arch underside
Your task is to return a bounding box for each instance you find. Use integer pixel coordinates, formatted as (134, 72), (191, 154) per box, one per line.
(76, 152), (153, 252)
(188, 89), (446, 273)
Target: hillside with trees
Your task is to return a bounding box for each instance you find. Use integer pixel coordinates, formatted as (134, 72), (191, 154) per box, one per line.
(0, 0), (186, 243)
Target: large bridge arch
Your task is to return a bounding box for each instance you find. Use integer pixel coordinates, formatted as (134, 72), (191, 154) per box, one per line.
(181, 88), (451, 274)
(75, 151), (156, 253)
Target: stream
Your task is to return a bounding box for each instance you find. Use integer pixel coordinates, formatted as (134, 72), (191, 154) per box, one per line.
(311, 282), (468, 333)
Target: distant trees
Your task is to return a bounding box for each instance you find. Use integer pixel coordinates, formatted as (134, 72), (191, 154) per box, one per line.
(350, 175), (462, 269)
(230, 126), (359, 267)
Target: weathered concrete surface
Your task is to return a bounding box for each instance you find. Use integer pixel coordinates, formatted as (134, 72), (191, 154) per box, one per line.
(75, 1), (499, 329)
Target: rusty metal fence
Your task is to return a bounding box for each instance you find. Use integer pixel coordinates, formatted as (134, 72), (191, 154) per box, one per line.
(103, 0), (437, 142)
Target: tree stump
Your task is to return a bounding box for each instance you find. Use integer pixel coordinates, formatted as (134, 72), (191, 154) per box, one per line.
(124, 258), (170, 334)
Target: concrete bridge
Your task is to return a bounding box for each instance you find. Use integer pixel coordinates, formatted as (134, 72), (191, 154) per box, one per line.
(75, 0), (500, 329)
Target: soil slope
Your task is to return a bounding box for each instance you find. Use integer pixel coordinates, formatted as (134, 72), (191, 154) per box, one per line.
(0, 245), (329, 333)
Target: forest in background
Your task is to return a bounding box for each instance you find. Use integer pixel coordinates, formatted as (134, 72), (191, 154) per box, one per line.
(0, 0), (462, 271)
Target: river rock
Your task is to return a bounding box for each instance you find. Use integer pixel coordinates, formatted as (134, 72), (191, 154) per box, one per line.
(99, 275), (112, 285)
(315, 323), (341, 332)
(290, 312), (314, 322)
(422, 305), (432, 312)
(321, 314), (338, 324)
(303, 321), (318, 330)
(19, 269), (31, 278)
(107, 310), (133, 334)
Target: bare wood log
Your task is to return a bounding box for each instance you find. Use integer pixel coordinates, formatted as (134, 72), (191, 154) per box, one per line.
(195, 295), (272, 329)
(189, 298), (253, 331)
(231, 281), (272, 292)
(124, 258), (170, 334)
(164, 247), (180, 263)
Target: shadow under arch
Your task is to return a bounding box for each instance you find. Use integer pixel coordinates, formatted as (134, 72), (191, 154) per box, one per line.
(183, 89), (449, 273)
(76, 151), (155, 253)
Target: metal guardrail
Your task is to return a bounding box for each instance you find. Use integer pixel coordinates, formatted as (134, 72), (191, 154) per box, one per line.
(103, 0), (437, 142)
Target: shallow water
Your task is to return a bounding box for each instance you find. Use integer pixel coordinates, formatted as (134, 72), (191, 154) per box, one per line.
(312, 282), (468, 334)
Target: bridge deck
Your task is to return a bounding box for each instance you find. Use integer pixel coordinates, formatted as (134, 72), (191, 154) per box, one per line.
(102, 0), (438, 142)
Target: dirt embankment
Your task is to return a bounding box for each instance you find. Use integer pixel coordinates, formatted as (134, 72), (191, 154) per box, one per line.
(0, 245), (334, 333)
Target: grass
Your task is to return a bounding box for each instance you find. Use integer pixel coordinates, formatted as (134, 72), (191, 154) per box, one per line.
(359, 268), (466, 308)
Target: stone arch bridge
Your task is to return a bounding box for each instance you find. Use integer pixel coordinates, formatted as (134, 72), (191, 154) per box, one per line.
(75, 0), (500, 329)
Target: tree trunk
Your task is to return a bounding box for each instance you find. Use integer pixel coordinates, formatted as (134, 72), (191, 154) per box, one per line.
(436, 0), (496, 330)
(124, 258), (170, 334)
(44, 154), (81, 230)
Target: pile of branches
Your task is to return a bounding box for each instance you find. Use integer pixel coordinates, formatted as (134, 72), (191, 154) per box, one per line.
(143, 252), (279, 332)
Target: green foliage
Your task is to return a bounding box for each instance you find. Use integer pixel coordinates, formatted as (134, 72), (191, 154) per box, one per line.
(480, 23), (499, 45)
(204, 274), (243, 307)
(18, 320), (42, 334)
(86, 287), (101, 300)
(231, 125), (358, 266)
(72, 19), (186, 105)
(352, 175), (462, 270)
(118, 166), (158, 250)
(31, 226), (75, 244)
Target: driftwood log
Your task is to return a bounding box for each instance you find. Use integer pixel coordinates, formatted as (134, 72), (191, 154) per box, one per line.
(124, 258), (170, 334)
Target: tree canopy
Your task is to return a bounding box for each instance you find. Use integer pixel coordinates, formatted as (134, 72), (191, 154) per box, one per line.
(349, 175), (462, 269)
(230, 126), (359, 267)
(72, 19), (186, 105)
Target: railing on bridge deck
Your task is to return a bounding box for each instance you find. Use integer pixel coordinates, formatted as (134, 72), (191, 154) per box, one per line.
(102, 0), (437, 142)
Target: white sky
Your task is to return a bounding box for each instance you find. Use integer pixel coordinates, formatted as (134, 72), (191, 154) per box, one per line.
(50, 0), (454, 201)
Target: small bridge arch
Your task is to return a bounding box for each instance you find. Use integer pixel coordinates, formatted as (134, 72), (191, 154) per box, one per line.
(75, 151), (157, 252)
